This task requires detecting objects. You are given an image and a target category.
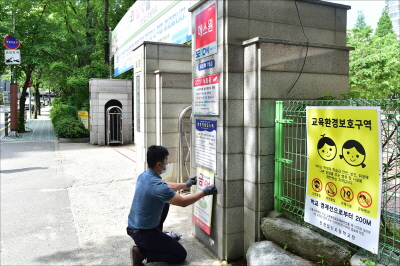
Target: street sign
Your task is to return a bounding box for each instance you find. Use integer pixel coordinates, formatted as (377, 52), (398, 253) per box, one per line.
(198, 59), (215, 70)
(4, 36), (20, 49)
(4, 49), (21, 65)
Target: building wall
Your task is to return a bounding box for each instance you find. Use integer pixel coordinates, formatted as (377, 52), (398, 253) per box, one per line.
(132, 42), (192, 177)
(89, 78), (133, 146)
(386, 0), (400, 37)
(189, 0), (351, 261)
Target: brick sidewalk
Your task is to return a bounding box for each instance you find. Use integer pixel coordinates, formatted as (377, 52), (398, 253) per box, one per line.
(1, 107), (58, 142)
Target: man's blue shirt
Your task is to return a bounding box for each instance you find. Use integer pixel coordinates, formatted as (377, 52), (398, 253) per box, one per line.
(128, 169), (176, 229)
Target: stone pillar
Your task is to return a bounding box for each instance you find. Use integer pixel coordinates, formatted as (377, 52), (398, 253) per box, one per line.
(132, 42), (192, 176)
(189, 0), (351, 261)
(89, 78), (133, 146)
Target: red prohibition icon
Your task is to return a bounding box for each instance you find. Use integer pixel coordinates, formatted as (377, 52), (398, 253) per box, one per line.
(340, 186), (354, 202)
(325, 182), (337, 197)
(312, 178), (323, 192)
(357, 191), (373, 208)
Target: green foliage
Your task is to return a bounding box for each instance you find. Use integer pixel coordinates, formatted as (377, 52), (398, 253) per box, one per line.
(360, 257), (377, 266)
(50, 104), (75, 126)
(50, 99), (88, 138)
(375, 10), (395, 37)
(347, 10), (400, 99)
(316, 254), (325, 265)
(54, 116), (88, 139)
(0, 0), (135, 113)
(17, 109), (25, 133)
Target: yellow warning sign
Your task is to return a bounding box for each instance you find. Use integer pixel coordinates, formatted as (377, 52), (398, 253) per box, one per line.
(304, 106), (382, 254)
(306, 107), (381, 218)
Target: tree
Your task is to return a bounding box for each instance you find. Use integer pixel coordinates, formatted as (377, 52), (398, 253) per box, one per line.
(375, 9), (395, 38)
(347, 10), (400, 99)
(0, 0), (135, 131)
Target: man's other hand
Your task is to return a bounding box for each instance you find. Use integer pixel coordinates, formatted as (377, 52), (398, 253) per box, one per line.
(186, 176), (197, 188)
(203, 184), (218, 196)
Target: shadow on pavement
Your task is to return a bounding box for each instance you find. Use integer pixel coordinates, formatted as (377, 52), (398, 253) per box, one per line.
(0, 167), (48, 174)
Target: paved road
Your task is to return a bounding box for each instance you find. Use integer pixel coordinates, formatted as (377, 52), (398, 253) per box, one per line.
(0, 108), (219, 265)
(1, 141), (81, 265)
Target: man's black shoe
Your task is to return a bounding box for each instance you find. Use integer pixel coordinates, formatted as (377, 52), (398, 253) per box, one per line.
(130, 245), (145, 266)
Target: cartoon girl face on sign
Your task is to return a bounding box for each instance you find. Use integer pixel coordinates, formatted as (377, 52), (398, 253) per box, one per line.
(317, 135), (337, 161)
(339, 140), (366, 168)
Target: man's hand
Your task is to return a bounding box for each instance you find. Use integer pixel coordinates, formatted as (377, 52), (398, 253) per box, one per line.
(186, 176), (197, 188)
(203, 184), (218, 196)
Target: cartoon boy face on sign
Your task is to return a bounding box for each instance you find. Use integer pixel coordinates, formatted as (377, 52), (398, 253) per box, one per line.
(317, 135), (337, 161)
(339, 140), (366, 168)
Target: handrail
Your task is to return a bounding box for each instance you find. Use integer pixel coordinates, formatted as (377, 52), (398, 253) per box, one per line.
(178, 105), (192, 185)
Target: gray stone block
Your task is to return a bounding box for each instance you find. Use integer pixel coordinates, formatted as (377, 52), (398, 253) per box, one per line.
(227, 44), (244, 72)
(158, 45), (191, 61)
(244, 99), (257, 128)
(226, 99), (243, 127)
(159, 73), (191, 88)
(194, 223), (223, 259)
(225, 232), (245, 261)
(244, 153), (257, 183)
(260, 71), (349, 99)
(249, 20), (306, 44)
(212, 205), (244, 235)
(260, 99), (276, 127)
(244, 127), (257, 156)
(223, 153), (244, 181)
(143, 43), (158, 59)
(244, 181), (273, 212)
(215, 179), (244, 208)
(259, 127), (275, 156)
(223, 126), (244, 154)
(259, 155), (275, 183)
(259, 43), (349, 75)
(249, 0), (300, 25)
(335, 8), (347, 32)
(244, 71), (257, 100)
(246, 241), (314, 266)
(160, 88), (191, 103)
(227, 72), (244, 100)
(227, 0), (249, 18)
(145, 59), (159, 72)
(244, 44), (257, 73)
(261, 217), (352, 265)
(296, 1), (336, 31)
(159, 59), (191, 72)
(227, 17), (249, 45)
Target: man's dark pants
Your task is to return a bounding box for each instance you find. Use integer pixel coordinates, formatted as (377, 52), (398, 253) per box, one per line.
(127, 203), (187, 264)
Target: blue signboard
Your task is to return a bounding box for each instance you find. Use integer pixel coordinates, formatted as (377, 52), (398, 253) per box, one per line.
(198, 60), (215, 71)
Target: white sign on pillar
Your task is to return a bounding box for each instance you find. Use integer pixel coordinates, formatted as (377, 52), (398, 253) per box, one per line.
(193, 74), (219, 116)
(194, 167), (215, 234)
(194, 1), (217, 60)
(4, 49), (21, 65)
(195, 119), (217, 172)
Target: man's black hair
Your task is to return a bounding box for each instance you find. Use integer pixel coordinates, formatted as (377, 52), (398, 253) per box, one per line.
(147, 145), (169, 168)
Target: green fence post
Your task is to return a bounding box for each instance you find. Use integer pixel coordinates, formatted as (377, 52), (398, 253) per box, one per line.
(274, 101), (284, 212)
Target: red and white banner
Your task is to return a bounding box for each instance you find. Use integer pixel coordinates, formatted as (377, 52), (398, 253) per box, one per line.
(193, 74), (219, 115)
(195, 1), (217, 60)
(194, 167), (215, 234)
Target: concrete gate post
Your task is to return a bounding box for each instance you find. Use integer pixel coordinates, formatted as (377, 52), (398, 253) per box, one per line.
(189, 0), (351, 261)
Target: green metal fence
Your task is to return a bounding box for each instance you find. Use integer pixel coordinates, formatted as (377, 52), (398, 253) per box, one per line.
(274, 99), (399, 265)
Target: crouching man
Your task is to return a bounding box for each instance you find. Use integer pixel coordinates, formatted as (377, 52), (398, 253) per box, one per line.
(127, 145), (218, 266)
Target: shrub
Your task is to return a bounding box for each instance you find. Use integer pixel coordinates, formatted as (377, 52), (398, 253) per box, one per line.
(50, 104), (76, 126)
(54, 116), (89, 138)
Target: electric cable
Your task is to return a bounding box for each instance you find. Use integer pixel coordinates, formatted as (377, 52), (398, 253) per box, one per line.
(285, 0), (310, 99)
